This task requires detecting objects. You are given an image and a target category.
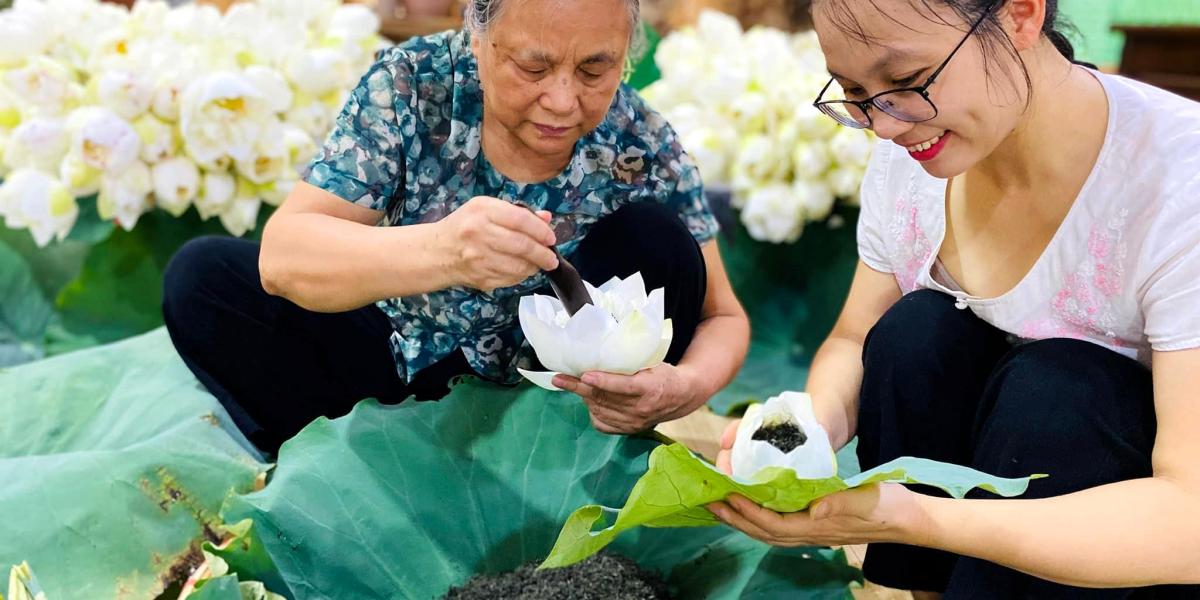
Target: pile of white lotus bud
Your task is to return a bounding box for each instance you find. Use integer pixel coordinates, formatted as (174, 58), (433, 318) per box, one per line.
(0, 0), (384, 245)
(640, 11), (876, 244)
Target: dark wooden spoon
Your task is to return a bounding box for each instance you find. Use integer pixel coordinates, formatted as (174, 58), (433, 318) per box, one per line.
(523, 206), (593, 316)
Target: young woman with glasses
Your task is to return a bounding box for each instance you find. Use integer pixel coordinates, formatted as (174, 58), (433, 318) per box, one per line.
(707, 0), (1200, 597)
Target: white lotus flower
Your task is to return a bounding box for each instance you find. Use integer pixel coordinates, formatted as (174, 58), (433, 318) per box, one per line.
(234, 127), (288, 185)
(328, 3), (382, 45)
(244, 66), (294, 114)
(195, 170), (236, 220)
(284, 92), (336, 140)
(60, 153), (101, 197)
(740, 183), (805, 244)
(219, 179), (262, 237)
(792, 142), (832, 179)
(517, 272), (673, 391)
(282, 124), (318, 169)
(150, 72), (189, 122)
(829, 127), (875, 168)
(728, 90), (771, 133)
(133, 115), (177, 163)
(4, 118), (69, 173)
(152, 156), (200, 217)
(828, 165), (865, 201)
(258, 176), (296, 207)
(0, 3), (55, 67)
(180, 72), (272, 170)
(793, 179), (836, 222)
(284, 48), (352, 97)
(695, 10), (743, 49)
(66, 107), (140, 174)
(0, 169), (79, 247)
(96, 70), (154, 121)
(4, 57), (83, 117)
(98, 160), (153, 230)
(731, 135), (790, 198)
(731, 392), (836, 481)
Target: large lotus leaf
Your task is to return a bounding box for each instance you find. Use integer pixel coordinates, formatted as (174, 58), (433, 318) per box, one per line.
(51, 208), (253, 353)
(542, 443), (1043, 569)
(710, 203), (860, 415)
(0, 241), (53, 367)
(221, 379), (863, 599)
(0, 329), (267, 598)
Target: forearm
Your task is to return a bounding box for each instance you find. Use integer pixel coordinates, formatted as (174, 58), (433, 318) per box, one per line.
(677, 310), (750, 409)
(260, 213), (457, 313)
(909, 478), (1200, 587)
(805, 335), (864, 450)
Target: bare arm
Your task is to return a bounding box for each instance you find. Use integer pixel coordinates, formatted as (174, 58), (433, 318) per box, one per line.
(675, 240), (751, 405)
(909, 347), (1200, 586)
(259, 182), (452, 312)
(259, 182), (558, 313)
(805, 262), (902, 449)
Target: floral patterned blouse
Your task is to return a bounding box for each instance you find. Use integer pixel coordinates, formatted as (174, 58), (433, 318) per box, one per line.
(304, 29), (719, 384)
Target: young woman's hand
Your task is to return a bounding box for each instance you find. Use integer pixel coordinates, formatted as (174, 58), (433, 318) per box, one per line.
(710, 417), (925, 548)
(441, 197), (559, 293)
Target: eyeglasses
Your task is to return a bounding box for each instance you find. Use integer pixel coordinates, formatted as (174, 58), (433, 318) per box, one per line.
(812, 4), (995, 129)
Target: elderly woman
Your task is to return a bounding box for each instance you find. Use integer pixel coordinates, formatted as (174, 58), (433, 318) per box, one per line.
(162, 0), (749, 453)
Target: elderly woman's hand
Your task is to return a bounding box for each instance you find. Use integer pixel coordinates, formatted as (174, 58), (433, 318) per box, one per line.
(552, 364), (704, 434)
(442, 196), (560, 293)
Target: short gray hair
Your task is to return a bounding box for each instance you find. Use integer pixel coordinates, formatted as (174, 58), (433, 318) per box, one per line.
(465, 0), (648, 68)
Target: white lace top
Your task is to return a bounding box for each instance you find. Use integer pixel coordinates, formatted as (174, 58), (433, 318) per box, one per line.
(857, 71), (1200, 365)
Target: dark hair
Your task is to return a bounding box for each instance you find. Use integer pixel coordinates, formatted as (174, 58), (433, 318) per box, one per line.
(816, 0), (1094, 106)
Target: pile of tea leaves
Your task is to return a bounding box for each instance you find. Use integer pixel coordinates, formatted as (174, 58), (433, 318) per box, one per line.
(443, 553), (672, 600)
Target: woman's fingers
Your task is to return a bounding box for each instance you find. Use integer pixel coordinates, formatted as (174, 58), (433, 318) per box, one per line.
(488, 201), (556, 246)
(486, 224), (559, 271)
(720, 419), (741, 451)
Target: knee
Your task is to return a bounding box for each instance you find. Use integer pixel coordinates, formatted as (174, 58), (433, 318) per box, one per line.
(863, 289), (979, 372)
(162, 236), (248, 326)
(977, 339), (1155, 484)
(988, 339), (1152, 422)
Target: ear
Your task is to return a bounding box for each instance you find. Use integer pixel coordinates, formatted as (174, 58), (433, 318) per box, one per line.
(1000, 0), (1048, 52)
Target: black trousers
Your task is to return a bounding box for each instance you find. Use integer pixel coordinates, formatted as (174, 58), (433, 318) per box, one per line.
(163, 203), (707, 453)
(857, 289), (1197, 598)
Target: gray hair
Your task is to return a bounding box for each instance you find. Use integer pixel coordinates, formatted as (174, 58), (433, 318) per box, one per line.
(465, 0), (648, 70)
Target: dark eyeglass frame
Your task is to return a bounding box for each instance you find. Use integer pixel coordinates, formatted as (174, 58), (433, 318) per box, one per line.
(812, 3), (996, 129)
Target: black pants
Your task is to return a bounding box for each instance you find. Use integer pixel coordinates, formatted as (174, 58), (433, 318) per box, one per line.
(857, 289), (1197, 598)
(163, 203), (707, 453)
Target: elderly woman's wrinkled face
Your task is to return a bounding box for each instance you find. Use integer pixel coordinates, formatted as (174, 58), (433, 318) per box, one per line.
(473, 0), (632, 158)
(813, 0), (1028, 179)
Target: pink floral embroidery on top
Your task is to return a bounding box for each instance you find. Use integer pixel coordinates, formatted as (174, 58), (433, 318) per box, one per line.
(887, 195), (933, 294)
(1019, 209), (1130, 342)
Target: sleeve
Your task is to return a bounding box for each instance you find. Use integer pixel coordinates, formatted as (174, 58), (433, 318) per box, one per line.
(1140, 175), (1200, 352)
(652, 121), (720, 244)
(856, 140), (895, 273)
(666, 150), (721, 244)
(303, 59), (411, 214)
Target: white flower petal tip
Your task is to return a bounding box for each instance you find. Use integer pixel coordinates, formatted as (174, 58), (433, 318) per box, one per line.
(518, 272), (669, 378)
(518, 369), (565, 392)
(730, 391), (837, 482)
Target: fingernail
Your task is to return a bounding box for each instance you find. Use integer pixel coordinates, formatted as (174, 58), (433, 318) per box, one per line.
(582, 373), (598, 385)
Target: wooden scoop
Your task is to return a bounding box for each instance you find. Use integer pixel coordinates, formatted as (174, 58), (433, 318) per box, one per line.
(523, 206), (593, 316)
